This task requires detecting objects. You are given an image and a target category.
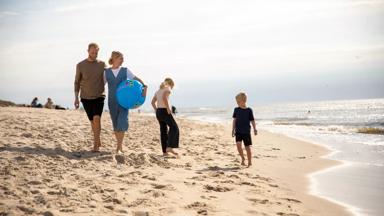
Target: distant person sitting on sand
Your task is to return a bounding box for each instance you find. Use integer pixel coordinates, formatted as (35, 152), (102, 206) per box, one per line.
(232, 92), (257, 167)
(44, 98), (66, 110)
(151, 78), (179, 157)
(172, 105), (177, 115)
(104, 51), (147, 154)
(31, 97), (43, 108)
(74, 43), (106, 152)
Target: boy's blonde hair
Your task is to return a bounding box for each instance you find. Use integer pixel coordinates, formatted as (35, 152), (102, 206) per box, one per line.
(236, 92), (247, 102)
(160, 77), (175, 89)
(108, 51), (123, 65)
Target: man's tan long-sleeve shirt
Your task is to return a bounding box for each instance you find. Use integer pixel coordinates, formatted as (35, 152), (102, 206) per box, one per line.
(74, 59), (106, 99)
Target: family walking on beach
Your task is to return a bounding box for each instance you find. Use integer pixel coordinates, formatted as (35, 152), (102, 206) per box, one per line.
(74, 43), (256, 166)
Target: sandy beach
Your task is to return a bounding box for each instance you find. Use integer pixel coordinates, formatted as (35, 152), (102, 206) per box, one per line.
(0, 107), (351, 216)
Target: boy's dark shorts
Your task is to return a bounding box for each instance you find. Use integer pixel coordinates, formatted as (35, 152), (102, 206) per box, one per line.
(81, 97), (105, 121)
(235, 133), (252, 146)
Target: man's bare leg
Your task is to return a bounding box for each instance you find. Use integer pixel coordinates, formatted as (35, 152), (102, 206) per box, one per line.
(91, 115), (101, 151)
(236, 142), (245, 165)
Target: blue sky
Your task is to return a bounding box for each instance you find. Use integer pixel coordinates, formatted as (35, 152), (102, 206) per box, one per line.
(0, 0), (383, 108)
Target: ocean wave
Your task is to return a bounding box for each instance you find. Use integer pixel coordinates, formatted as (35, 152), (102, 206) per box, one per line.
(272, 121), (312, 126)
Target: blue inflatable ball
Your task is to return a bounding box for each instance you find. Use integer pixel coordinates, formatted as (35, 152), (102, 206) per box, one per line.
(116, 79), (146, 109)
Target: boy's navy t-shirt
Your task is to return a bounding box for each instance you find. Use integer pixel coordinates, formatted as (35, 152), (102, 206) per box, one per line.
(232, 107), (254, 134)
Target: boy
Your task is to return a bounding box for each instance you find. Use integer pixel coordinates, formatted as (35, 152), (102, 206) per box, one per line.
(232, 92), (257, 167)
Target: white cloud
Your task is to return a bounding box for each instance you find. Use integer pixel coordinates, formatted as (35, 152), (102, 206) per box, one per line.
(0, 10), (20, 18)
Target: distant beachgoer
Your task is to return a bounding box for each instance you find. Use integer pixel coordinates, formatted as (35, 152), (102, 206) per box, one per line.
(151, 78), (179, 157)
(232, 92), (257, 167)
(172, 106), (177, 115)
(104, 51), (147, 153)
(44, 98), (66, 110)
(31, 97), (43, 108)
(74, 43), (106, 152)
(44, 98), (54, 109)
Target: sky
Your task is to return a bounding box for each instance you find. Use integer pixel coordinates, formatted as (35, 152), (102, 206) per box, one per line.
(0, 0), (383, 108)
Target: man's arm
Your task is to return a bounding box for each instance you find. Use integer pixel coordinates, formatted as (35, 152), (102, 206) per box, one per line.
(74, 64), (81, 109)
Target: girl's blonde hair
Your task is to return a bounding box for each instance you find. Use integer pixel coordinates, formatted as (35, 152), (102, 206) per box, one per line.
(160, 77), (174, 89)
(108, 51), (123, 65)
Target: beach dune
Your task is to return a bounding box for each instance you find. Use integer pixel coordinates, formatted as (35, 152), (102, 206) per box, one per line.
(0, 107), (350, 215)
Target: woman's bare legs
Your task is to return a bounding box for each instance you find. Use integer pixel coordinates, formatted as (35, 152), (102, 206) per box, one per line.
(114, 131), (125, 153)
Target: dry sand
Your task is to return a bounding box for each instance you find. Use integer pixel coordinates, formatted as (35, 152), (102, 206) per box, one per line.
(0, 107), (351, 215)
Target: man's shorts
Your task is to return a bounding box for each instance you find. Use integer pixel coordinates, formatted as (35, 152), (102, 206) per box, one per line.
(81, 97), (105, 121)
(235, 133), (252, 146)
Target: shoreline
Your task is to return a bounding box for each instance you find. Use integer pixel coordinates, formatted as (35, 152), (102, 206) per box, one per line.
(1, 107), (351, 215)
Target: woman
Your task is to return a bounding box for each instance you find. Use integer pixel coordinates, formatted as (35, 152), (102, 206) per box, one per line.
(31, 97), (43, 108)
(151, 78), (179, 157)
(104, 51), (147, 153)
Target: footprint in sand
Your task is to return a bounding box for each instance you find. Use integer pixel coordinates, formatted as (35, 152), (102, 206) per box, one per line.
(277, 213), (300, 216)
(204, 184), (233, 192)
(142, 189), (165, 198)
(252, 175), (272, 182)
(208, 171), (225, 178)
(127, 198), (152, 208)
(240, 181), (258, 187)
(185, 201), (210, 215)
(281, 198), (301, 203)
(142, 175), (156, 181)
(133, 211), (150, 216)
(184, 181), (197, 186)
(247, 198), (270, 205)
(227, 174), (240, 179)
(151, 183), (175, 191)
(28, 180), (42, 185)
(190, 175), (207, 181)
(214, 180), (234, 184)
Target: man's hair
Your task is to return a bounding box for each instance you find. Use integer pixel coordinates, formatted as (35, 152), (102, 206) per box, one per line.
(236, 92), (247, 102)
(88, 43), (99, 50)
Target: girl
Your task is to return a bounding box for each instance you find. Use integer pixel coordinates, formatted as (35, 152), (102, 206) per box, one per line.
(104, 51), (147, 153)
(151, 78), (179, 157)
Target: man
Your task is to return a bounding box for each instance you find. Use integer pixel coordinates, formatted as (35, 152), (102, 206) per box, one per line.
(74, 43), (106, 152)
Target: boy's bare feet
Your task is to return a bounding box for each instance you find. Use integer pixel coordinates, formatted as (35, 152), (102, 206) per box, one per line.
(247, 162), (252, 168)
(241, 158), (246, 166)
